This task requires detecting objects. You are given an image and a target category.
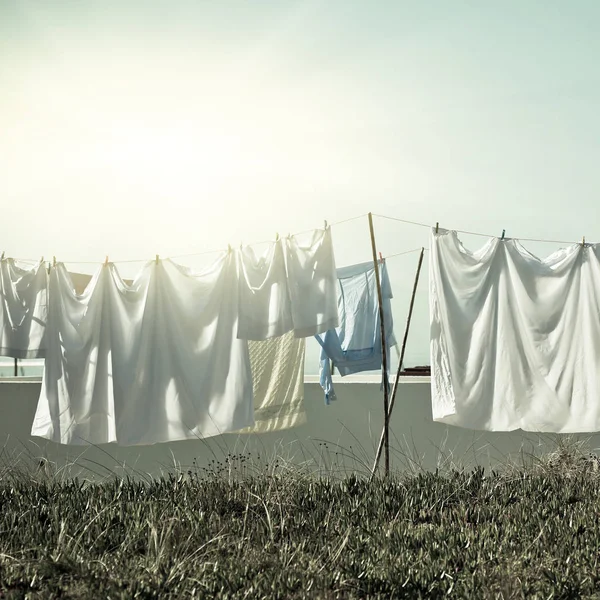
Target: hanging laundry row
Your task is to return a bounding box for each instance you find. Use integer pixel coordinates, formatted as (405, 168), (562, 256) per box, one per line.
(16, 217), (599, 439)
(0, 226), (347, 445)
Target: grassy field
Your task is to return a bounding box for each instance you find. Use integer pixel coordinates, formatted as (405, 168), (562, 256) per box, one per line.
(1, 442), (600, 599)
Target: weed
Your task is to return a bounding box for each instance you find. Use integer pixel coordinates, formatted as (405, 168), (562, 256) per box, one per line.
(1, 438), (600, 598)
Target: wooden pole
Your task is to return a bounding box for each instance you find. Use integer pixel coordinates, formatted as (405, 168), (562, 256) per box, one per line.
(370, 247), (425, 480)
(367, 212), (390, 476)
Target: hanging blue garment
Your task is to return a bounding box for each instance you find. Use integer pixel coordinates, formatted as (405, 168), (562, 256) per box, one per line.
(315, 260), (396, 404)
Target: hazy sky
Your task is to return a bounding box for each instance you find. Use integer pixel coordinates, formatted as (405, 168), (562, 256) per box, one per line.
(2, 0), (600, 367)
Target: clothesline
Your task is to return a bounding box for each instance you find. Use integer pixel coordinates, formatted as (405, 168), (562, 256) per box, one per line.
(384, 247), (428, 260)
(10, 213), (371, 266)
(16, 244), (428, 270)
(372, 213), (583, 245)
(7, 209), (586, 267)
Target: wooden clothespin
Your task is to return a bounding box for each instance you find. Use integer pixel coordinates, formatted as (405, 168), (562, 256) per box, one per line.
(0, 251), (4, 261)
(104, 255), (109, 266)
(435, 222), (439, 234)
(378, 251), (384, 263)
(501, 229), (506, 240)
(324, 220), (328, 229)
(582, 236), (586, 247)
(155, 254), (159, 264)
(275, 232), (280, 241)
(52, 256), (56, 267)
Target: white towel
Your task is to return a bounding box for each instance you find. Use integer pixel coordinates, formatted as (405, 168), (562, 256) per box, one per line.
(285, 227), (339, 338)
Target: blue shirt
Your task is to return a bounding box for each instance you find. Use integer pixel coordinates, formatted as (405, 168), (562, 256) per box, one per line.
(315, 260), (396, 403)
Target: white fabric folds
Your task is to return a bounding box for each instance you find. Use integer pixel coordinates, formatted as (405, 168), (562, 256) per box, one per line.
(237, 331), (306, 433)
(430, 228), (600, 433)
(237, 239), (293, 340)
(285, 227), (339, 337)
(0, 258), (48, 358)
(31, 254), (254, 445)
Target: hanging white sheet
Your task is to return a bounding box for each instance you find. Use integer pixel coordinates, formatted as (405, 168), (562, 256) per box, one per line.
(0, 258), (48, 358)
(285, 227), (339, 338)
(430, 228), (600, 433)
(237, 238), (294, 341)
(69, 271), (132, 295)
(31, 253), (254, 445)
(237, 330), (306, 433)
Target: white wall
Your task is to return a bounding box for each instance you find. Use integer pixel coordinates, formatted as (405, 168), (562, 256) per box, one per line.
(1, 379), (597, 479)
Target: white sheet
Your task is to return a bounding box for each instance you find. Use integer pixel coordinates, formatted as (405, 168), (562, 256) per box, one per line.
(430, 228), (600, 432)
(31, 254), (254, 445)
(285, 227), (339, 338)
(68, 271), (132, 295)
(0, 258), (48, 358)
(237, 331), (306, 433)
(237, 239), (294, 340)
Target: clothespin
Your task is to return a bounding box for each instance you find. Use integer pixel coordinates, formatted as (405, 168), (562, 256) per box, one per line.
(52, 256), (56, 267)
(501, 229), (506, 240)
(324, 220), (328, 229)
(228, 244), (233, 254)
(435, 222), (439, 234)
(582, 236), (586, 247)
(0, 251), (4, 261)
(378, 251), (383, 263)
(275, 232), (280, 241)
(104, 255), (109, 266)
(155, 254), (159, 264)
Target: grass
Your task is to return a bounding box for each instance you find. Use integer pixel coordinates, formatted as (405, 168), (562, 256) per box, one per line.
(1, 438), (600, 599)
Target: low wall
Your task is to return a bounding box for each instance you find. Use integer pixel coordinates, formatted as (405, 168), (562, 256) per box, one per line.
(1, 379), (598, 478)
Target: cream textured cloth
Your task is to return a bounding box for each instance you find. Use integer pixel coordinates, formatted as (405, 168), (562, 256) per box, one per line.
(237, 330), (306, 433)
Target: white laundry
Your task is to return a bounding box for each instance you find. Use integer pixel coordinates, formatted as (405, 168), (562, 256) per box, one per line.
(68, 271), (95, 295)
(31, 253), (254, 445)
(0, 258), (48, 358)
(237, 331), (306, 433)
(285, 227), (339, 338)
(237, 239), (294, 340)
(430, 228), (600, 433)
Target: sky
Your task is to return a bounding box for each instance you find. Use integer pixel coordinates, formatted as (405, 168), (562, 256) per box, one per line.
(2, 0), (600, 370)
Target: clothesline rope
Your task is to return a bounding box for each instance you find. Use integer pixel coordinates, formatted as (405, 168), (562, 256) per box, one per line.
(383, 247), (428, 260)
(372, 213), (582, 245)
(7, 209), (587, 266)
(10, 214), (370, 266)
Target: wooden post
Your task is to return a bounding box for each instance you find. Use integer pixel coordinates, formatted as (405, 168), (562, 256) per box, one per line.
(367, 212), (390, 476)
(370, 247), (425, 480)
